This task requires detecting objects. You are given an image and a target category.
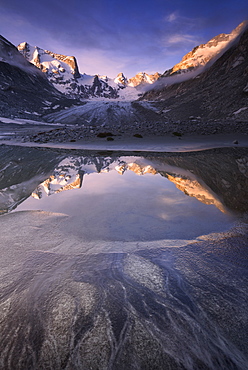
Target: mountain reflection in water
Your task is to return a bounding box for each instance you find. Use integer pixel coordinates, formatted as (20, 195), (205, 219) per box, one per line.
(0, 145), (248, 369)
(8, 149), (242, 241)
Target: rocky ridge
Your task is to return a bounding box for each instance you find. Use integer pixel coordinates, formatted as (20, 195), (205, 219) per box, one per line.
(163, 21), (248, 77)
(17, 42), (122, 99)
(17, 42), (80, 78)
(1, 21), (248, 132)
(17, 42), (161, 99)
(114, 72), (128, 87)
(16, 21), (247, 103)
(0, 36), (77, 120)
(128, 72), (161, 87)
(142, 24), (248, 124)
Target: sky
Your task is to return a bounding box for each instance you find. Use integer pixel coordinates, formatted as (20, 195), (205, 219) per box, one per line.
(1, 0), (248, 78)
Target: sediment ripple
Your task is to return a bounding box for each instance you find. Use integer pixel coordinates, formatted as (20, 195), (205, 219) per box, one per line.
(0, 229), (248, 369)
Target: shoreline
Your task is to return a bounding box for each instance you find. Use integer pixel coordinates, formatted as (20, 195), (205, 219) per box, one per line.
(1, 132), (248, 152)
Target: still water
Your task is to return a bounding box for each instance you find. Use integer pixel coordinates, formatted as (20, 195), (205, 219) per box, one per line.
(15, 155), (235, 242)
(0, 145), (248, 369)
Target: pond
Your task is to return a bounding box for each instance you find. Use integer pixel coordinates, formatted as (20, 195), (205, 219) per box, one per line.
(15, 153), (236, 242)
(0, 145), (248, 369)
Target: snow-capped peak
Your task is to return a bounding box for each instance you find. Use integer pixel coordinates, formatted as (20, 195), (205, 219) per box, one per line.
(114, 72), (128, 87)
(17, 41), (144, 100)
(18, 42), (80, 79)
(164, 20), (248, 76)
(128, 72), (160, 87)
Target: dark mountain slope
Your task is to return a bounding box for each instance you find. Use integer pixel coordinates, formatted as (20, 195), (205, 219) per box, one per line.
(142, 28), (248, 124)
(0, 36), (77, 120)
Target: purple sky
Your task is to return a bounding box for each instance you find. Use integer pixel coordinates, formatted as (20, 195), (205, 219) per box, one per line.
(1, 0), (248, 78)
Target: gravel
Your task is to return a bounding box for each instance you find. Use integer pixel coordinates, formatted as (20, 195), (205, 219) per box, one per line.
(16, 118), (248, 145)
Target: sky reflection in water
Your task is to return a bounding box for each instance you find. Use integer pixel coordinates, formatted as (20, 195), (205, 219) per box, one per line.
(16, 166), (235, 242)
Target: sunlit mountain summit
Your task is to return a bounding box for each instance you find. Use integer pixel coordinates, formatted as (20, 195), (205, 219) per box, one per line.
(0, 20), (248, 125)
(17, 42), (160, 100)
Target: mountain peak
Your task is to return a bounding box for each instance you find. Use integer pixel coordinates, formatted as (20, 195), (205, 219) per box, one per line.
(17, 42), (80, 78)
(231, 20), (248, 35)
(114, 72), (128, 86)
(142, 24), (248, 123)
(0, 37), (40, 73)
(17, 42), (135, 99)
(163, 20), (248, 76)
(128, 72), (160, 87)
